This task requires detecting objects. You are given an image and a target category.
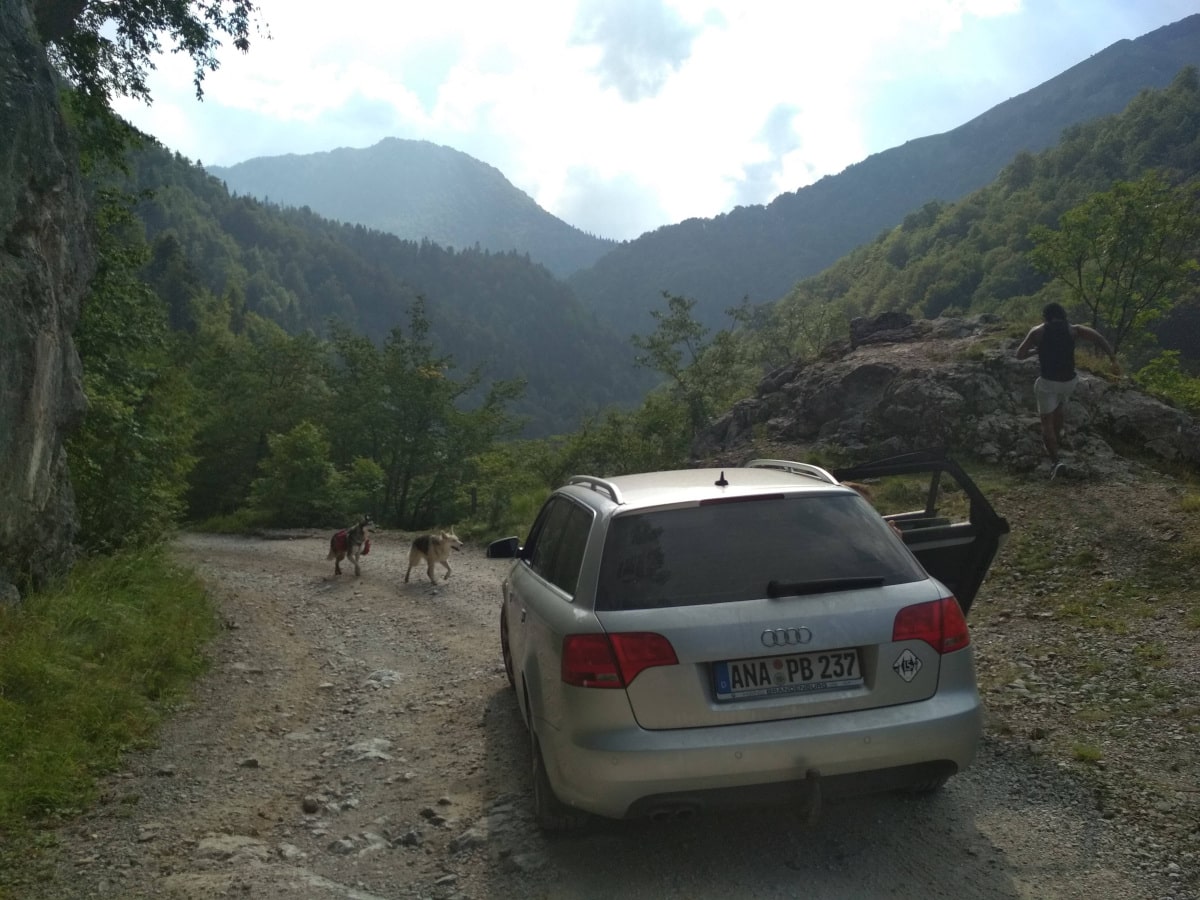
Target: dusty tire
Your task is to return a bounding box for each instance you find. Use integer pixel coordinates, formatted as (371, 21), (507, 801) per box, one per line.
(500, 607), (515, 690)
(531, 733), (590, 834)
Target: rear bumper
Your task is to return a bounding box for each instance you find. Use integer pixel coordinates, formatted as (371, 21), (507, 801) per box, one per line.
(538, 664), (982, 820)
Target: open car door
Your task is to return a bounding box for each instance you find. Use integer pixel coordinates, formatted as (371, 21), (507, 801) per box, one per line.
(834, 448), (1009, 616)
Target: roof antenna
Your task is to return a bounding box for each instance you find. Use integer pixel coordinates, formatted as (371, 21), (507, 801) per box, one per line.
(715, 470), (728, 487)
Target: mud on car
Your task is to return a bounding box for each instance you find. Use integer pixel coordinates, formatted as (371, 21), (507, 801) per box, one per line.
(488, 449), (1010, 831)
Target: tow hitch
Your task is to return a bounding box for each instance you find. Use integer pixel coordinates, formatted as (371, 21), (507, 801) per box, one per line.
(801, 768), (822, 824)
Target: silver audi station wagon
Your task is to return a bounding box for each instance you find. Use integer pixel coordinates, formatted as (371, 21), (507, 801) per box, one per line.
(489, 449), (1009, 831)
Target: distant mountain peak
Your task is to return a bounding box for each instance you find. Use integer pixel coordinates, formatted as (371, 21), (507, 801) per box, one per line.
(206, 138), (615, 278)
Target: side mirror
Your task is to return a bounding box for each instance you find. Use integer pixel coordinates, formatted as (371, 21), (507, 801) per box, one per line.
(487, 536), (521, 559)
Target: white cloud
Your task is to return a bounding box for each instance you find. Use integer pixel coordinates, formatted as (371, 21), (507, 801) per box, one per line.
(112, 0), (1195, 240)
(571, 0), (702, 101)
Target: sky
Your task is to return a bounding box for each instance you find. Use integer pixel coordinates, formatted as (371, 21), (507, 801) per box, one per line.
(112, 0), (1200, 242)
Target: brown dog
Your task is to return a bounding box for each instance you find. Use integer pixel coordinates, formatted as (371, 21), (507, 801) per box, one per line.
(405, 530), (464, 584)
(328, 515), (372, 576)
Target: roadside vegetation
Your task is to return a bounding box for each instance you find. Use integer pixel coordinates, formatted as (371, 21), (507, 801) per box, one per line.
(0, 551), (214, 891)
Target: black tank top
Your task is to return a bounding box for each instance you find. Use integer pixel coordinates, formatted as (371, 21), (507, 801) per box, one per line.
(1039, 319), (1075, 381)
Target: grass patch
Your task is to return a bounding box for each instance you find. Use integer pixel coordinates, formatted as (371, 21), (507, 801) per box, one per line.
(1056, 578), (1160, 630)
(1067, 548), (1100, 567)
(977, 661), (1026, 693)
(0, 548), (216, 894)
(1078, 657), (1107, 677)
(1072, 744), (1104, 765)
(1002, 528), (1061, 576)
(1132, 642), (1168, 666)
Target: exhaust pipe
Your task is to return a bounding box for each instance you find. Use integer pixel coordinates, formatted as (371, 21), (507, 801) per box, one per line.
(647, 803), (699, 822)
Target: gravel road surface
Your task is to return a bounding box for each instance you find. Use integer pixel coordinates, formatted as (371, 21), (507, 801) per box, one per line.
(22, 531), (1183, 900)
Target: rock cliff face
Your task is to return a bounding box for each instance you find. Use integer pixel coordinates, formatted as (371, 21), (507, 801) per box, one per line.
(695, 313), (1200, 475)
(0, 1), (93, 601)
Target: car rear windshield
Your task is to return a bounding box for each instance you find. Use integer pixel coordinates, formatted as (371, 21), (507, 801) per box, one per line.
(594, 493), (926, 611)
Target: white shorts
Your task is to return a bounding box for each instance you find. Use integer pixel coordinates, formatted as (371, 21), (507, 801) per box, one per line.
(1034, 376), (1077, 416)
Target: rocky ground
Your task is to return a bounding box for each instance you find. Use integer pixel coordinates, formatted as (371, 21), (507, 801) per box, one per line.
(13, 465), (1199, 899)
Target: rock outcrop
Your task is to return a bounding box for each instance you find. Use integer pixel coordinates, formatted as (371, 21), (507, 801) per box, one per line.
(0, 1), (93, 600)
(695, 313), (1200, 476)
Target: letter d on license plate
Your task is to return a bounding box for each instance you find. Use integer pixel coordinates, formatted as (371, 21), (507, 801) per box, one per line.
(713, 649), (862, 701)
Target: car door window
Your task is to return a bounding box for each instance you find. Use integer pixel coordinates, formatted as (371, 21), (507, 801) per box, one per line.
(545, 503), (591, 595)
(527, 498), (568, 580)
(526, 497), (592, 597)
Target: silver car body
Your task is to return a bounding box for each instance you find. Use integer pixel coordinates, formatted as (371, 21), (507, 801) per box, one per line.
(498, 455), (1004, 824)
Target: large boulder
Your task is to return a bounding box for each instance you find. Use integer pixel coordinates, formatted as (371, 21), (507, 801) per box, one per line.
(695, 314), (1200, 475)
(0, 1), (93, 600)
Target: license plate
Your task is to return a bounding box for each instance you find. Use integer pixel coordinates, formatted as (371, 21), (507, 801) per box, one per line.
(713, 649), (863, 701)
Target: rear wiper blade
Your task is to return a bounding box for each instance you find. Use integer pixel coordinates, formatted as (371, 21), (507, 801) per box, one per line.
(766, 576), (886, 598)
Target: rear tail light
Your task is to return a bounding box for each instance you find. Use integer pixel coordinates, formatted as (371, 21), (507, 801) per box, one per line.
(562, 633), (678, 688)
(892, 596), (970, 654)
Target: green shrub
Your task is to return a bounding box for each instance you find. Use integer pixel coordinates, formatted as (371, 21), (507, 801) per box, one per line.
(0, 549), (215, 837)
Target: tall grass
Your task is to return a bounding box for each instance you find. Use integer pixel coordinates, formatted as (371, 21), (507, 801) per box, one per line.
(0, 548), (216, 889)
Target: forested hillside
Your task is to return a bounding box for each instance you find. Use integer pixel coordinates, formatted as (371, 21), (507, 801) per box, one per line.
(119, 140), (649, 436)
(759, 67), (1200, 369)
(206, 138), (617, 279)
(567, 14), (1200, 334)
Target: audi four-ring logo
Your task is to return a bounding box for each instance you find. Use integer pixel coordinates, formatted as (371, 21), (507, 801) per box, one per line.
(761, 626), (813, 647)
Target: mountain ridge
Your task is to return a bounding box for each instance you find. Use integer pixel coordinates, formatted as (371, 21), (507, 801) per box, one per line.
(200, 14), (1200, 341)
(206, 137), (617, 279)
(568, 13), (1200, 333)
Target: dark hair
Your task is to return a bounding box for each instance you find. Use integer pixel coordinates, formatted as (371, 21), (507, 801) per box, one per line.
(1042, 302), (1067, 322)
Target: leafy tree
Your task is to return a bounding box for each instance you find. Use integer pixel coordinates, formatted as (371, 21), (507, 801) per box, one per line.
(631, 293), (754, 441)
(142, 233), (205, 332)
(68, 193), (197, 552)
(728, 293), (847, 372)
(465, 442), (555, 538)
(340, 457), (386, 522)
(247, 422), (341, 526)
(35, 0), (263, 167)
(186, 310), (331, 519)
(328, 299), (523, 528)
(1029, 171), (1200, 353)
(1134, 350), (1200, 414)
(36, 0), (260, 112)
(545, 399), (691, 486)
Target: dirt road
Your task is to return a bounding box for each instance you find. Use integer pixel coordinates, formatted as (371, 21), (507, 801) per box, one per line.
(24, 531), (1177, 899)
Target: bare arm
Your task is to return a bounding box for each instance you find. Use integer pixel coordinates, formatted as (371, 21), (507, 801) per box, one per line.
(1015, 325), (1042, 360)
(1071, 325), (1113, 355)
(1072, 325), (1121, 372)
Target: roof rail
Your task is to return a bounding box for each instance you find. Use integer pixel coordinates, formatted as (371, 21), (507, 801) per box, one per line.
(745, 459), (840, 485)
(567, 475), (624, 504)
